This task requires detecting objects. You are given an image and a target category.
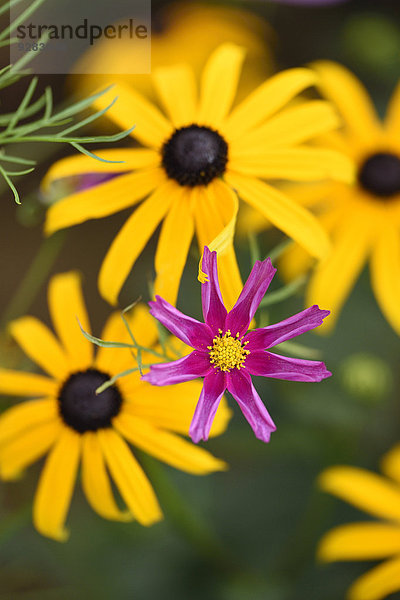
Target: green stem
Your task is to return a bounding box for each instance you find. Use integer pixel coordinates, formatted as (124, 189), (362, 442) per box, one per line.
(248, 232), (261, 265)
(0, 231), (67, 328)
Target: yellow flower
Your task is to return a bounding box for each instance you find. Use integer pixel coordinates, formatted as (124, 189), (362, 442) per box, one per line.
(277, 62), (400, 333)
(71, 2), (274, 101)
(318, 446), (400, 600)
(43, 44), (353, 310)
(0, 272), (230, 541)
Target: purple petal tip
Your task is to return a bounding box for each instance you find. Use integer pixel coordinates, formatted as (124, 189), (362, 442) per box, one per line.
(189, 430), (208, 444)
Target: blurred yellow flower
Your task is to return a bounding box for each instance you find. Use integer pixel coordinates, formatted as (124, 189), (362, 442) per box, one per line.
(0, 272), (229, 541)
(70, 2), (274, 101)
(277, 62), (400, 334)
(43, 45), (352, 309)
(318, 445), (400, 600)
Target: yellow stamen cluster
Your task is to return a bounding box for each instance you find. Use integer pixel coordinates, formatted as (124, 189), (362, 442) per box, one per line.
(208, 329), (250, 372)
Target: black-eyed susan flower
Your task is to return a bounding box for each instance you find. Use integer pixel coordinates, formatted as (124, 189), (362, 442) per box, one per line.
(43, 44), (353, 310)
(143, 247), (331, 443)
(0, 272), (230, 541)
(278, 62), (400, 334)
(318, 445), (400, 600)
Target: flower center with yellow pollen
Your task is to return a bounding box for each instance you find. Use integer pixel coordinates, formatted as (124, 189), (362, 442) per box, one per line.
(208, 329), (250, 372)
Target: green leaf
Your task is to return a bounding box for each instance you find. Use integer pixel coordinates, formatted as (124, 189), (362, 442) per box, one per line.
(6, 76), (38, 133)
(0, 152), (35, 165)
(0, 163), (21, 203)
(120, 304), (143, 374)
(43, 86), (52, 120)
(48, 85), (116, 121)
(58, 95), (120, 136)
(78, 321), (136, 349)
(0, 0), (48, 41)
(0, 0), (29, 19)
(0, 91), (47, 125)
(95, 368), (141, 394)
(2, 167), (35, 176)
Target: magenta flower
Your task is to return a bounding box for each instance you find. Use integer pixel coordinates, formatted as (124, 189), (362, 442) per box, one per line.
(143, 248), (331, 443)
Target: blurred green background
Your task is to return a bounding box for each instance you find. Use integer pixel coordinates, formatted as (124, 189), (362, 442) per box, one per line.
(1, 1), (400, 598)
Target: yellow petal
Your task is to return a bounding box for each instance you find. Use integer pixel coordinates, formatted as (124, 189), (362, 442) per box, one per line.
(225, 171), (331, 260)
(45, 168), (164, 236)
(41, 148), (159, 191)
(48, 272), (92, 371)
(370, 221), (400, 336)
(234, 100), (342, 151)
(9, 316), (68, 380)
(215, 246), (242, 312)
(318, 522), (400, 561)
(154, 187), (194, 305)
(0, 398), (57, 446)
(115, 414), (227, 474)
(0, 419), (61, 480)
(385, 80), (400, 137)
(278, 181), (340, 208)
(229, 147), (355, 183)
(278, 206), (343, 281)
(193, 181), (242, 310)
(33, 427), (81, 541)
(319, 466), (400, 522)
(381, 444), (400, 486)
(98, 179), (175, 306)
(312, 61), (381, 147)
(122, 380), (231, 437)
(93, 82), (173, 149)
(348, 556), (400, 600)
(98, 428), (162, 526)
(307, 207), (373, 332)
(153, 63), (197, 128)
(197, 43), (245, 128)
(96, 304), (159, 374)
(81, 432), (132, 522)
(0, 369), (57, 397)
(223, 68), (317, 140)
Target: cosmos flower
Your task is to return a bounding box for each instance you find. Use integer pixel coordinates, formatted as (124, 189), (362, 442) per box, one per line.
(143, 247), (331, 443)
(43, 44), (352, 310)
(318, 444), (400, 600)
(277, 62), (400, 334)
(0, 272), (230, 541)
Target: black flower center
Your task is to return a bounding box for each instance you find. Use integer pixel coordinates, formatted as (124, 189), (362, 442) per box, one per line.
(58, 369), (122, 433)
(161, 124), (228, 186)
(358, 152), (400, 198)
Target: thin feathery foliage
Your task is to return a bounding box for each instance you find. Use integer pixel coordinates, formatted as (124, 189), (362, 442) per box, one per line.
(0, 0), (134, 203)
(79, 302), (178, 394)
